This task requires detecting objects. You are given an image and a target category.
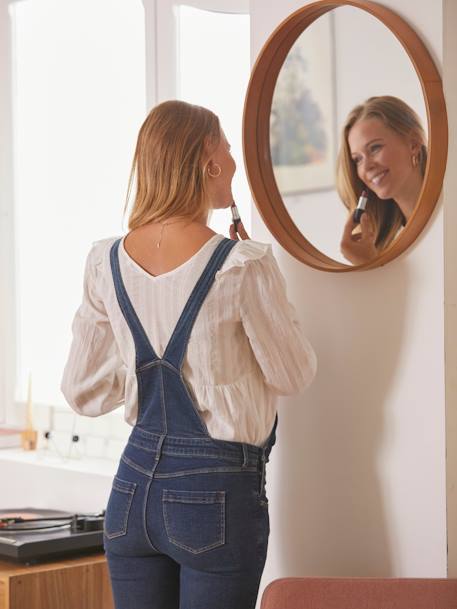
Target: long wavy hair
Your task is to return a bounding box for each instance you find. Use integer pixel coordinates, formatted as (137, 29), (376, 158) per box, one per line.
(336, 96), (427, 251)
(125, 100), (221, 230)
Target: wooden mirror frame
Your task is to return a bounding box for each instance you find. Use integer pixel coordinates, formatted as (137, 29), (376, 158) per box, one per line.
(243, 0), (448, 272)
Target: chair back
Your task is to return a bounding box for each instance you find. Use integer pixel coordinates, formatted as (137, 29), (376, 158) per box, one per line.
(261, 577), (457, 609)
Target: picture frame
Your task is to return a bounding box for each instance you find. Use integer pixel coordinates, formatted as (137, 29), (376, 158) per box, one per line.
(270, 11), (337, 195)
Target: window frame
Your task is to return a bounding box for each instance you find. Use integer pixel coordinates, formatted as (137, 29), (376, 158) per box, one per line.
(2, 0), (149, 424)
(153, 0), (249, 103)
(1, 1), (18, 425)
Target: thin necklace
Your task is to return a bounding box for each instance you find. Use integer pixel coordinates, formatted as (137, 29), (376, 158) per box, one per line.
(156, 218), (186, 248)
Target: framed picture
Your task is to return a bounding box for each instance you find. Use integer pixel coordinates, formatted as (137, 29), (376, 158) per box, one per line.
(270, 12), (337, 195)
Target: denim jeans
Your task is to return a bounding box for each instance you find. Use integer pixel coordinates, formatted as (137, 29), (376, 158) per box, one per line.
(104, 238), (277, 609)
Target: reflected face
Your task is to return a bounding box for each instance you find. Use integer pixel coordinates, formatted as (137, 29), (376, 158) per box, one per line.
(348, 118), (419, 201)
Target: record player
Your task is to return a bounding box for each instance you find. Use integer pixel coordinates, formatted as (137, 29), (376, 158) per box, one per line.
(0, 508), (105, 564)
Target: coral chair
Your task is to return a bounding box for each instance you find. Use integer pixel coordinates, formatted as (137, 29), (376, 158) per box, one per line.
(260, 577), (457, 609)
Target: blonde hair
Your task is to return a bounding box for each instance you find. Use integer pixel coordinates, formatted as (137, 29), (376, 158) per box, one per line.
(336, 95), (427, 251)
(125, 100), (221, 230)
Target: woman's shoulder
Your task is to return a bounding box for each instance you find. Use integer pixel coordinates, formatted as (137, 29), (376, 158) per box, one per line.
(217, 238), (273, 277)
(84, 236), (121, 272)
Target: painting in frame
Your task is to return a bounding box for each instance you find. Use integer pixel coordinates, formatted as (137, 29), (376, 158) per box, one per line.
(270, 12), (337, 195)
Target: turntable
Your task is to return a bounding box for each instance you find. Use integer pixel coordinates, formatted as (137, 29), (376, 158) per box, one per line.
(0, 508), (105, 563)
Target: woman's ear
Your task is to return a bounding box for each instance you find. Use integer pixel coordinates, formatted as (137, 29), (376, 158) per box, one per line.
(203, 134), (219, 157)
(206, 161), (222, 178)
(203, 135), (213, 155)
(203, 137), (219, 176)
(409, 138), (421, 155)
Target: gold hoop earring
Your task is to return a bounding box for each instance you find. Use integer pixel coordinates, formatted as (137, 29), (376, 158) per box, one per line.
(207, 163), (222, 178)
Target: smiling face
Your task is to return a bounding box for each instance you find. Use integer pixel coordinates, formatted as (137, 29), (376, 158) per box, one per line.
(348, 117), (420, 202)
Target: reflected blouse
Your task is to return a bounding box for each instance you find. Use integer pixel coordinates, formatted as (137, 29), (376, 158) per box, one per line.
(61, 234), (317, 446)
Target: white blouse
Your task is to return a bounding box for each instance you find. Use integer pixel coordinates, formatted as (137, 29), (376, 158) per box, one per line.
(61, 234), (317, 446)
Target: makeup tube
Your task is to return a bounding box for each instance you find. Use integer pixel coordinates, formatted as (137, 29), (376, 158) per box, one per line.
(353, 190), (368, 224)
(231, 203), (241, 232)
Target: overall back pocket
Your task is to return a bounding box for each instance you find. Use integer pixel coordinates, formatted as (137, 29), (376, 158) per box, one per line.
(162, 489), (225, 554)
(104, 477), (137, 540)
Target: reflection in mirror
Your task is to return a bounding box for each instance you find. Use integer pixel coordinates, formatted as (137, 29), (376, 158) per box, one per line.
(270, 5), (427, 265)
(337, 96), (427, 265)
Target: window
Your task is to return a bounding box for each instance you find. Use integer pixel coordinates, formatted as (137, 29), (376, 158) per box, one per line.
(10, 0), (146, 411)
(1, 0), (251, 432)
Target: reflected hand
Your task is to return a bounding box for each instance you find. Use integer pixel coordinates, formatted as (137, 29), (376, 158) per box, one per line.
(229, 221), (250, 240)
(340, 213), (378, 265)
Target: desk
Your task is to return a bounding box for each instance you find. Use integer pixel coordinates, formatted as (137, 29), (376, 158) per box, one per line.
(0, 553), (114, 609)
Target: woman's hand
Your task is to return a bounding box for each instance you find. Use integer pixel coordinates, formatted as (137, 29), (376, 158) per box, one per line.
(340, 212), (378, 265)
(229, 221), (250, 240)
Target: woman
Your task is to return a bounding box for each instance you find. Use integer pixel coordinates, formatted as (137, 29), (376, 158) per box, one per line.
(336, 95), (427, 265)
(61, 100), (316, 609)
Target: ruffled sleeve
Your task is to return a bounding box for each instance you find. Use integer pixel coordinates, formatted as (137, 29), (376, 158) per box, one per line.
(61, 239), (126, 416)
(237, 241), (317, 395)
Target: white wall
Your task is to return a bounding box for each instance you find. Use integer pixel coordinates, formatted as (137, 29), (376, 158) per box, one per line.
(250, 1), (448, 601)
(443, 0), (457, 578)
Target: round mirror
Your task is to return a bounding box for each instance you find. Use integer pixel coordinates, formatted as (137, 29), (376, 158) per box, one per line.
(243, 0), (448, 272)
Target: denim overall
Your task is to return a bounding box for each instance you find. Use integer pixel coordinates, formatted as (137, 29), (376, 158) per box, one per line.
(104, 237), (277, 609)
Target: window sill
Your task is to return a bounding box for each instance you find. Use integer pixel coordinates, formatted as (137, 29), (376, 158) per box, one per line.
(0, 448), (118, 477)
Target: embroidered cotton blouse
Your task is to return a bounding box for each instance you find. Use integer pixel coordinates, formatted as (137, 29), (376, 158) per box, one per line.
(61, 234), (317, 446)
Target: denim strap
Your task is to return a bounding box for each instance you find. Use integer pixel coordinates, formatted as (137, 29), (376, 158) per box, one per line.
(110, 239), (158, 368)
(263, 413), (278, 455)
(259, 413), (278, 494)
(163, 238), (237, 370)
